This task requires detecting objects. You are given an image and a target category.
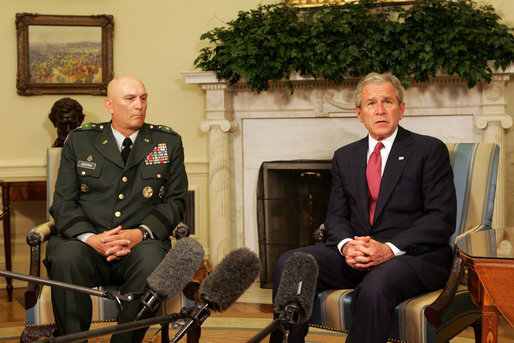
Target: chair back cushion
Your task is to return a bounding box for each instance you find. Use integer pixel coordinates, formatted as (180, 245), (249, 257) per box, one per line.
(46, 148), (62, 220)
(445, 143), (499, 245)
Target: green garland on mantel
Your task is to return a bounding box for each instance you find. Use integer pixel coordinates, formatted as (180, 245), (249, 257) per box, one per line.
(194, 0), (514, 93)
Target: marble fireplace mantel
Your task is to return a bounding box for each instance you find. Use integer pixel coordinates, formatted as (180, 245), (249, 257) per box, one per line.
(183, 69), (513, 265)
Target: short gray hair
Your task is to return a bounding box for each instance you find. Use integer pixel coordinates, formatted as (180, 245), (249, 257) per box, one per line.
(353, 73), (405, 108)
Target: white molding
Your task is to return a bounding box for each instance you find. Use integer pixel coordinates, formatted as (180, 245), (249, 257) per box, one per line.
(0, 159), (208, 179)
(0, 159), (46, 179)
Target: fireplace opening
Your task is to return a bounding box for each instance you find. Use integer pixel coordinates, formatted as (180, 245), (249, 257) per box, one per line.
(257, 160), (332, 288)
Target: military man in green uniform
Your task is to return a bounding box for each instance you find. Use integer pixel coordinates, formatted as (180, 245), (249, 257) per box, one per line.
(45, 76), (188, 342)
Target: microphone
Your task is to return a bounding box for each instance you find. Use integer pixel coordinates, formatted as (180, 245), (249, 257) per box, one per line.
(274, 252), (318, 324)
(248, 252), (318, 343)
(136, 237), (205, 320)
(170, 247), (260, 343)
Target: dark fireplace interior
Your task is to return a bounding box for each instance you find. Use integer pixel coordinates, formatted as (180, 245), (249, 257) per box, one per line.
(257, 160), (332, 288)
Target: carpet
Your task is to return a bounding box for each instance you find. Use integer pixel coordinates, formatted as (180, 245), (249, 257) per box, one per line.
(0, 324), (479, 343)
(0, 323), (346, 343)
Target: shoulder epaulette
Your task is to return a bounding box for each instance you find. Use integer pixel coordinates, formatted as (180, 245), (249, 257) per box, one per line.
(76, 122), (107, 131)
(148, 124), (176, 135)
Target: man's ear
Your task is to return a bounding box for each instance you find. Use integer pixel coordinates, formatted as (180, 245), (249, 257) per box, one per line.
(104, 98), (114, 114)
(355, 107), (364, 123)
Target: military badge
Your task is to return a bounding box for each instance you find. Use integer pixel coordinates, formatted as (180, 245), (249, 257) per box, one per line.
(77, 161), (96, 169)
(80, 184), (89, 193)
(143, 186), (153, 198)
(145, 143), (170, 165)
(159, 186), (165, 198)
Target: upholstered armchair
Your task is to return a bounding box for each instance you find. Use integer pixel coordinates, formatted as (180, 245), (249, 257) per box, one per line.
(309, 142), (499, 343)
(21, 148), (206, 343)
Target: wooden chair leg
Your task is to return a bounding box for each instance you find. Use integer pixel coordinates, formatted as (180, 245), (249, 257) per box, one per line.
(471, 318), (482, 343)
(186, 325), (201, 343)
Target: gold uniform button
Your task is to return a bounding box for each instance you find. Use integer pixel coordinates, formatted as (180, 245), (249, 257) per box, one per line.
(115, 211), (121, 217)
(81, 171), (86, 175)
(149, 125), (154, 129)
(99, 125), (104, 129)
(143, 186), (153, 198)
(157, 173), (162, 178)
(119, 194), (125, 200)
(122, 176), (128, 182)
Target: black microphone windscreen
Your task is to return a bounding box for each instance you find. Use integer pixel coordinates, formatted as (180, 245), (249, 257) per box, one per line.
(146, 237), (204, 299)
(199, 248), (260, 312)
(273, 252), (318, 322)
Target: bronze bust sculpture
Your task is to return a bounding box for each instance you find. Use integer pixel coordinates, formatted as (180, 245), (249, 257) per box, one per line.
(48, 98), (85, 147)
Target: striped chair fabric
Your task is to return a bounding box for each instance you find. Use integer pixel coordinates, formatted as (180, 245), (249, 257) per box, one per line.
(309, 142), (500, 343)
(25, 285), (193, 326)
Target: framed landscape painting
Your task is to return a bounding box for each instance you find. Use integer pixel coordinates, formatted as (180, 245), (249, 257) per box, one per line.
(16, 13), (114, 96)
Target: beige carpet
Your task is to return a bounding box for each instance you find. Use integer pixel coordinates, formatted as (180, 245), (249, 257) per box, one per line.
(0, 320), (480, 343)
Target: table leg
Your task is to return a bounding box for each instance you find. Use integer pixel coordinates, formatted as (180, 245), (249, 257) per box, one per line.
(482, 290), (499, 343)
(1, 182), (12, 302)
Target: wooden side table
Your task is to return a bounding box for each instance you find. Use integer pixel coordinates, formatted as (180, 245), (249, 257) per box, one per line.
(457, 227), (514, 343)
(1, 178), (46, 301)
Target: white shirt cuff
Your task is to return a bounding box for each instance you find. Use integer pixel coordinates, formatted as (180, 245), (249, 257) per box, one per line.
(386, 242), (406, 256)
(76, 232), (95, 243)
(337, 238), (353, 256)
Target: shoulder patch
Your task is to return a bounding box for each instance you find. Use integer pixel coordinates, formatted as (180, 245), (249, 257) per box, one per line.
(76, 122), (106, 131)
(149, 124), (176, 134)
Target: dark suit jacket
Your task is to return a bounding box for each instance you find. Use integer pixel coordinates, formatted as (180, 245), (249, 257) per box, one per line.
(50, 122), (188, 241)
(324, 126), (457, 290)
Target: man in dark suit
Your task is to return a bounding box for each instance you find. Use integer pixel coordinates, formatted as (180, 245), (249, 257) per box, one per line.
(270, 72), (457, 343)
(45, 76), (188, 342)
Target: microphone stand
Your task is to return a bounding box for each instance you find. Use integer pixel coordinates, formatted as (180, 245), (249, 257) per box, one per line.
(0, 269), (137, 303)
(41, 311), (189, 343)
(170, 303), (211, 343)
(247, 303), (303, 343)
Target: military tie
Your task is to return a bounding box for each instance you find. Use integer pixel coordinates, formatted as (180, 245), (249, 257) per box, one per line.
(366, 142), (384, 225)
(121, 137), (132, 164)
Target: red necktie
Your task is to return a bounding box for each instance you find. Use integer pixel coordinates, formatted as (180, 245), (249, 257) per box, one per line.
(366, 142), (384, 225)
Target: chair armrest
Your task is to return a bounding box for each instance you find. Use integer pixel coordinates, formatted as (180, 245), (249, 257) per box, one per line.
(424, 247), (465, 327)
(25, 220), (56, 310)
(313, 224), (327, 244)
(27, 220), (56, 246)
(171, 222), (191, 240)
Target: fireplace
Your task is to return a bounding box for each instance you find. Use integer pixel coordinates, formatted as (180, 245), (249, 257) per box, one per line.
(257, 160), (332, 288)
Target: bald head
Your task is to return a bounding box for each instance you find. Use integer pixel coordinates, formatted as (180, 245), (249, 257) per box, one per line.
(107, 76), (146, 98)
(104, 76), (148, 136)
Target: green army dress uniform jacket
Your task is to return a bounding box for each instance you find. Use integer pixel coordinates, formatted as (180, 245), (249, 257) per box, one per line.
(49, 122), (188, 241)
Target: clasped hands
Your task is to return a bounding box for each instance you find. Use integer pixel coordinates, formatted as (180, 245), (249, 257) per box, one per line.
(85, 226), (144, 262)
(342, 236), (394, 270)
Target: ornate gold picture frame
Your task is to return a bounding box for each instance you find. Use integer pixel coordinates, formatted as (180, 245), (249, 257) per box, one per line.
(283, 0), (413, 7)
(16, 13), (114, 96)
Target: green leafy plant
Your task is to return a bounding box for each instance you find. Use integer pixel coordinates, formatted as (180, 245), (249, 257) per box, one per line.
(195, 0), (514, 92)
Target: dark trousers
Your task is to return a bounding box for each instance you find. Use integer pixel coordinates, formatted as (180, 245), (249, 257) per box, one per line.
(45, 236), (170, 343)
(269, 244), (427, 343)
